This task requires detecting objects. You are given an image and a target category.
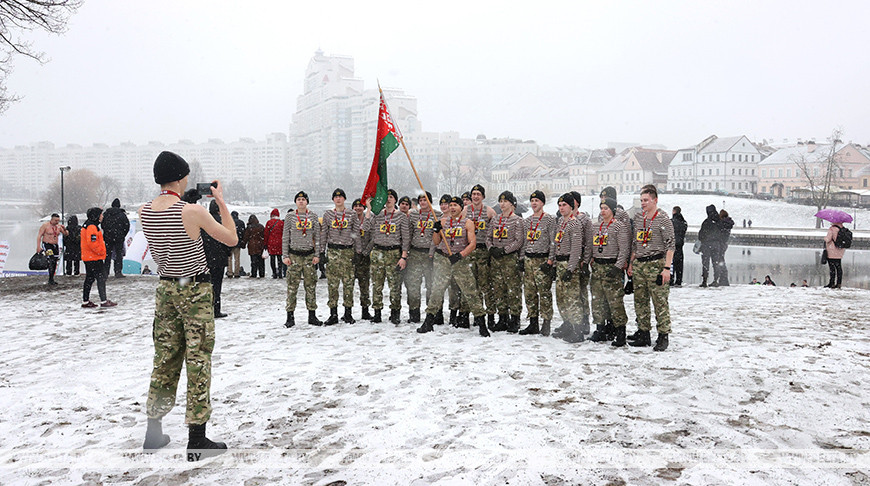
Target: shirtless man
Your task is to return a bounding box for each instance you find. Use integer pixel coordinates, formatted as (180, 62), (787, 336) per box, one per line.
(36, 213), (69, 285)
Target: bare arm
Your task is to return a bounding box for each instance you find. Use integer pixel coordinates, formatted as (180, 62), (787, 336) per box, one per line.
(462, 220), (477, 258)
(36, 223), (46, 251)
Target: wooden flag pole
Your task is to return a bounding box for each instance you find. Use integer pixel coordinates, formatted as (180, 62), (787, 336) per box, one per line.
(378, 83), (452, 255)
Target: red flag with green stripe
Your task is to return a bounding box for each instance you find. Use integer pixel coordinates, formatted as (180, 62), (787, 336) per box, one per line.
(362, 92), (402, 214)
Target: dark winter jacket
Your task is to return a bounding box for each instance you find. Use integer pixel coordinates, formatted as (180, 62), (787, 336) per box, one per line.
(719, 216), (735, 251)
(671, 213), (688, 247)
(697, 205), (722, 251)
(202, 201), (231, 270)
(232, 211), (246, 249)
(64, 215), (81, 259)
(243, 215), (265, 256)
(263, 209), (284, 256)
(101, 198), (130, 244)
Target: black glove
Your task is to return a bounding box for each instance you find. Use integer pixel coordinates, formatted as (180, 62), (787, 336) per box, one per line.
(320, 252), (327, 265)
(432, 221), (442, 232)
(606, 266), (623, 279)
(561, 269), (573, 282)
(449, 253), (463, 265)
(489, 247), (505, 258)
(539, 262), (552, 273)
(624, 277), (634, 294)
(517, 259), (525, 273)
(579, 264), (591, 278)
(181, 188), (201, 204)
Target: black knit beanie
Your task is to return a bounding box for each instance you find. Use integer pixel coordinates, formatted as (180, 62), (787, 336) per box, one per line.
(153, 151), (190, 185)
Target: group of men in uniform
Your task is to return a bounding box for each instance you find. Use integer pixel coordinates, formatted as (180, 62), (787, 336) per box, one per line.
(279, 183), (674, 351)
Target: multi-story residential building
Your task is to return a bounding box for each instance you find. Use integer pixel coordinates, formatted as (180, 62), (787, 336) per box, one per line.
(491, 153), (573, 199)
(757, 142), (869, 197)
(667, 135), (763, 193)
(597, 147), (676, 195)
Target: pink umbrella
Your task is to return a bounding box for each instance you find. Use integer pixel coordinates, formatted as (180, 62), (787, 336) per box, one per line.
(814, 208), (853, 223)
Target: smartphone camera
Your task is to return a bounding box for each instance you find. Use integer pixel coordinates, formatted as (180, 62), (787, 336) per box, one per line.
(196, 182), (217, 197)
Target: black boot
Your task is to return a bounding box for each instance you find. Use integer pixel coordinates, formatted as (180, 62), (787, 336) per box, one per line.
(409, 308), (421, 323)
(579, 316), (590, 336)
(325, 307), (339, 326)
(700, 277), (708, 288)
(342, 307), (356, 324)
(389, 308), (401, 325)
(562, 323), (585, 343)
(604, 320), (616, 341)
(653, 333), (669, 352)
(458, 312), (470, 329)
(518, 317), (540, 335)
(487, 313), (495, 331)
(416, 313), (435, 333)
(214, 303), (227, 319)
(284, 311), (295, 329)
(308, 310), (323, 326)
(186, 423), (227, 462)
(492, 313), (509, 332)
(143, 418), (170, 452)
(589, 324), (608, 342)
(506, 315), (521, 333)
(449, 309), (458, 327)
(628, 329), (651, 347)
(627, 329), (643, 341)
(611, 325), (627, 347)
(476, 315), (490, 337)
(433, 311), (444, 325)
(361, 306), (373, 320)
(552, 321), (571, 338)
(541, 319), (551, 336)
(372, 308), (382, 323)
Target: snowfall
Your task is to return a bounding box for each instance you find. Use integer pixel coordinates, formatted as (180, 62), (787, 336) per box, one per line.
(0, 267), (868, 485)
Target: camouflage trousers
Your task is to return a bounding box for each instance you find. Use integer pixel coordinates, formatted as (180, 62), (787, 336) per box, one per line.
(577, 263), (590, 323)
(490, 252), (522, 315)
(523, 256), (553, 319)
(426, 253), (485, 316)
(404, 249), (433, 310)
(286, 254), (318, 311)
(462, 247), (494, 315)
(590, 261), (628, 328)
(146, 280), (215, 425)
(326, 247), (354, 308)
(633, 259), (672, 333)
(555, 261), (585, 325)
(370, 248), (402, 310)
(354, 253), (371, 308)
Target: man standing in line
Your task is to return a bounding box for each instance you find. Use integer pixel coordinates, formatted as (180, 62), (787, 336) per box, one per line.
(405, 192), (440, 324)
(626, 185), (674, 351)
(36, 213), (68, 286)
(282, 191), (322, 328)
(671, 206), (688, 287)
(465, 184), (498, 329)
(518, 190), (556, 336)
(588, 197), (631, 347)
(102, 198), (130, 278)
(321, 189), (360, 325)
(438, 194), (462, 326)
(486, 191), (524, 332)
(351, 198), (374, 320)
(139, 151), (238, 460)
(363, 189), (410, 324)
(548, 194), (586, 343)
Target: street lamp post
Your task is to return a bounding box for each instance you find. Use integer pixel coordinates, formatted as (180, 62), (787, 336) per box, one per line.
(59, 166), (71, 223)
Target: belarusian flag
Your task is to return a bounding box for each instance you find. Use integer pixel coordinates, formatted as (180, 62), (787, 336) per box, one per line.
(362, 92), (402, 214)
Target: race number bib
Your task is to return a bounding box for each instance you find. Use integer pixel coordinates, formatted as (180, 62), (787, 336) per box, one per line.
(446, 228), (463, 238)
(296, 220), (312, 230)
(476, 221), (486, 231)
(555, 231), (564, 243)
(380, 223), (397, 234)
(331, 220), (349, 229)
(492, 228), (508, 239)
(417, 220), (434, 230)
(636, 230), (650, 242)
(593, 234), (608, 246)
(526, 230), (541, 241)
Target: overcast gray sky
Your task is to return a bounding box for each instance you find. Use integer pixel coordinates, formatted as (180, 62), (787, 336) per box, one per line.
(1, 0), (868, 150)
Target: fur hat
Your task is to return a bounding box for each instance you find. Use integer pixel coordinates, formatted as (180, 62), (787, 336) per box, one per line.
(153, 151), (190, 185)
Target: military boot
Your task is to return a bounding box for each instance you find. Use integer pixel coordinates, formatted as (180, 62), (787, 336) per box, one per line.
(434, 311), (444, 325)
(552, 322), (570, 338)
(361, 306), (373, 321)
(579, 316), (590, 336)
(449, 309), (458, 327)
(627, 328), (644, 341)
(518, 317), (540, 335)
(284, 311), (295, 329)
(653, 333), (669, 352)
(492, 313), (509, 332)
(308, 310), (323, 326)
(475, 315), (490, 337)
(604, 320), (616, 341)
(628, 330), (651, 347)
(342, 307), (356, 324)
(700, 277), (708, 288)
(487, 314), (496, 331)
(589, 324), (608, 342)
(143, 418), (170, 453)
(506, 315), (521, 333)
(409, 308), (421, 323)
(562, 323), (585, 343)
(458, 312), (471, 329)
(325, 307), (339, 326)
(186, 423), (227, 462)
(214, 303), (227, 319)
(389, 308), (401, 325)
(611, 325), (627, 347)
(372, 308), (382, 323)
(416, 313), (435, 334)
(540, 319), (551, 336)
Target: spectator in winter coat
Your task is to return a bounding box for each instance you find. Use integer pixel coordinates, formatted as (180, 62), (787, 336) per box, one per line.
(226, 211), (246, 278)
(697, 204), (723, 287)
(64, 215), (81, 276)
(263, 208), (286, 279)
(670, 206), (687, 287)
(243, 215), (266, 278)
(763, 275), (776, 286)
(202, 201), (232, 317)
(101, 198), (131, 278)
(716, 209), (735, 286)
(823, 222), (847, 288)
(80, 207), (116, 308)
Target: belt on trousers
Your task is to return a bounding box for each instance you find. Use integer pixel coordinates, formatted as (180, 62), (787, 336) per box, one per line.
(555, 255), (570, 262)
(476, 243), (487, 250)
(409, 246), (429, 253)
(327, 243), (353, 250)
(374, 244), (401, 251)
(160, 274), (210, 283)
(594, 257), (617, 264)
(288, 248), (314, 256)
(525, 252), (549, 259)
(635, 253), (665, 262)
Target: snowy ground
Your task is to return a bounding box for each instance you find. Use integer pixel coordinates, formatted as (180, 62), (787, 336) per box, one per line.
(0, 275), (868, 485)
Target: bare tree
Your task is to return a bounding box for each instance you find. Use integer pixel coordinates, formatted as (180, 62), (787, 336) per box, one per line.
(38, 168), (100, 216)
(123, 180), (150, 206)
(96, 176), (121, 207)
(790, 128), (843, 228)
(0, 0), (82, 113)
(438, 149), (491, 196)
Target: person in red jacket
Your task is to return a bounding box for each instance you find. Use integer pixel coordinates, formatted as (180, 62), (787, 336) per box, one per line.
(80, 207), (116, 308)
(264, 208), (286, 279)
